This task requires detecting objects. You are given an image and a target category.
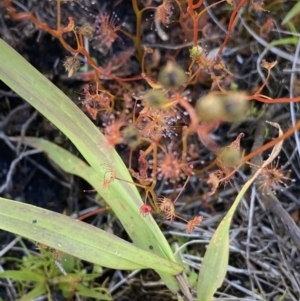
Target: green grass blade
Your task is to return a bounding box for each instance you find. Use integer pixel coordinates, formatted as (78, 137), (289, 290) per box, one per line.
(19, 283), (47, 301)
(197, 121), (283, 301)
(0, 273), (47, 301)
(74, 284), (112, 300)
(22, 136), (121, 192)
(0, 38), (183, 292)
(269, 37), (298, 47)
(197, 122), (283, 300)
(21, 137), (187, 292)
(282, 1), (300, 25)
(0, 197), (183, 274)
(196, 174), (260, 300)
(0, 271), (45, 282)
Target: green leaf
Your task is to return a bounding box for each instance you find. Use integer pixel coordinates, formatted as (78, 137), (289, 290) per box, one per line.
(0, 38), (172, 259)
(0, 271), (45, 282)
(74, 284), (112, 300)
(269, 37), (298, 47)
(196, 219), (229, 301)
(197, 122), (284, 300)
(196, 171), (264, 300)
(20, 283), (47, 301)
(0, 197), (183, 274)
(0, 38), (186, 293)
(282, 2), (300, 25)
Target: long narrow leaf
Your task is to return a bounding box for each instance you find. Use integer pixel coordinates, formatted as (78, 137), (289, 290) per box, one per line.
(0, 38), (184, 292)
(0, 271), (45, 282)
(282, 2), (300, 25)
(197, 122), (283, 300)
(196, 175), (253, 301)
(0, 197), (183, 274)
(20, 283), (47, 301)
(22, 137), (190, 294)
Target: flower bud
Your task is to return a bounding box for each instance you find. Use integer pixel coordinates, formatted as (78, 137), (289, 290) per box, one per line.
(122, 124), (141, 148)
(196, 92), (249, 122)
(158, 61), (187, 89)
(143, 89), (167, 109)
